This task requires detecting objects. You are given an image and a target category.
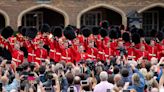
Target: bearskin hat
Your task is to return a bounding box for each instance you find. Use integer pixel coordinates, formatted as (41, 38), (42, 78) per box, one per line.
(1, 26), (14, 39)
(122, 32), (130, 42)
(156, 31), (164, 42)
(109, 28), (118, 39)
(39, 24), (50, 33)
(64, 26), (76, 40)
(137, 29), (145, 37)
(52, 26), (63, 38)
(100, 20), (109, 29)
(82, 27), (91, 38)
(99, 28), (108, 38)
(132, 33), (140, 44)
(150, 29), (157, 37)
(92, 26), (100, 35)
(25, 27), (38, 39)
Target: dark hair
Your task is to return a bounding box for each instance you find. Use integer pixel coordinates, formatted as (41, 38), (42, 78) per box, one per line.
(66, 73), (74, 85)
(108, 74), (114, 84)
(121, 68), (129, 77)
(39, 66), (46, 74)
(82, 85), (91, 91)
(113, 66), (120, 74)
(145, 62), (152, 72)
(116, 80), (125, 88)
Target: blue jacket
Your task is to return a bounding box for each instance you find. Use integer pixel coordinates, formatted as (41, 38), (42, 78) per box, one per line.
(61, 77), (69, 92)
(128, 69), (145, 92)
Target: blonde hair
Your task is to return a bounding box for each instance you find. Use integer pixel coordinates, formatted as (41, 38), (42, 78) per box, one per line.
(145, 72), (152, 81)
(140, 68), (147, 78)
(132, 73), (140, 85)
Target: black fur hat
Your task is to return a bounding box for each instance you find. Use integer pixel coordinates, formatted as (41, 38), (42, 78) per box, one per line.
(52, 26), (63, 38)
(25, 27), (38, 39)
(138, 29), (145, 37)
(2, 48), (12, 60)
(109, 28), (117, 39)
(39, 24), (50, 33)
(156, 31), (164, 42)
(132, 33), (140, 44)
(122, 32), (130, 42)
(130, 27), (138, 35)
(82, 27), (91, 38)
(150, 29), (157, 37)
(99, 28), (108, 38)
(92, 26), (100, 35)
(64, 26), (76, 40)
(20, 27), (27, 36)
(1, 26), (14, 39)
(100, 20), (109, 29)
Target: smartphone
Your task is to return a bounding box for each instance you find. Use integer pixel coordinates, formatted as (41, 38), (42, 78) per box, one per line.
(34, 84), (37, 91)
(29, 73), (34, 77)
(107, 89), (110, 92)
(0, 83), (2, 91)
(69, 86), (74, 92)
(45, 87), (52, 92)
(52, 79), (56, 86)
(6, 60), (11, 64)
(80, 80), (88, 85)
(123, 90), (130, 92)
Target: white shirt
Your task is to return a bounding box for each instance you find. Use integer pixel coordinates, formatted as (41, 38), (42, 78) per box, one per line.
(93, 81), (114, 92)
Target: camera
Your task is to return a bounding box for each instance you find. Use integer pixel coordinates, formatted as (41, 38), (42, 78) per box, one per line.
(80, 80), (89, 86)
(160, 64), (164, 68)
(117, 47), (127, 58)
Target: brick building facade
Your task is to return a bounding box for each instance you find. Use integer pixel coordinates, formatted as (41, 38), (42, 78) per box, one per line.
(0, 0), (163, 34)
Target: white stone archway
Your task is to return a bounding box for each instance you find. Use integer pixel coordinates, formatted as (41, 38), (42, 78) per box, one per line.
(17, 4), (69, 27)
(0, 9), (10, 26)
(77, 3), (127, 28)
(138, 3), (164, 13)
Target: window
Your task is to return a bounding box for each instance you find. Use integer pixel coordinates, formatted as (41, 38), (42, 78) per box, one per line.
(81, 11), (102, 26)
(142, 11), (159, 36)
(36, 0), (51, 3)
(22, 12), (43, 29)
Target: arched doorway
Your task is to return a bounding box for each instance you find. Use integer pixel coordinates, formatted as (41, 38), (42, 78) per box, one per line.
(18, 4), (69, 28)
(21, 8), (64, 29)
(0, 14), (5, 30)
(138, 3), (164, 36)
(77, 4), (126, 28)
(0, 9), (10, 32)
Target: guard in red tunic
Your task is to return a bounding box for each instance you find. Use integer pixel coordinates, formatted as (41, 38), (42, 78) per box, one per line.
(12, 42), (24, 66)
(104, 41), (114, 61)
(85, 39), (98, 61)
(146, 39), (158, 60)
(61, 40), (73, 63)
(25, 40), (36, 62)
(34, 41), (48, 64)
(8, 36), (16, 48)
(136, 45), (149, 60)
(74, 45), (87, 63)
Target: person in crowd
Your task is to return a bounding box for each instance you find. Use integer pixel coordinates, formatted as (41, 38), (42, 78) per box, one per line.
(93, 71), (114, 92)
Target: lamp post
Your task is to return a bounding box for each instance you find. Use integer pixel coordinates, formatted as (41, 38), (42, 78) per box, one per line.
(127, 10), (142, 29)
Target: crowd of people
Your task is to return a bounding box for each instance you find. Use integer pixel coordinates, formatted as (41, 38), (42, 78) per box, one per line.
(0, 20), (164, 92)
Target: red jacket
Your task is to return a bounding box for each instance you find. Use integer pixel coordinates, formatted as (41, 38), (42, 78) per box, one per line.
(12, 49), (24, 66)
(34, 48), (48, 64)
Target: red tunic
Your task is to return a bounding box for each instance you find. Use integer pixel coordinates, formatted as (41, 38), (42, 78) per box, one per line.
(34, 48), (48, 64)
(104, 47), (114, 60)
(136, 50), (149, 60)
(61, 48), (73, 63)
(25, 40), (36, 62)
(86, 47), (98, 60)
(12, 49), (24, 66)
